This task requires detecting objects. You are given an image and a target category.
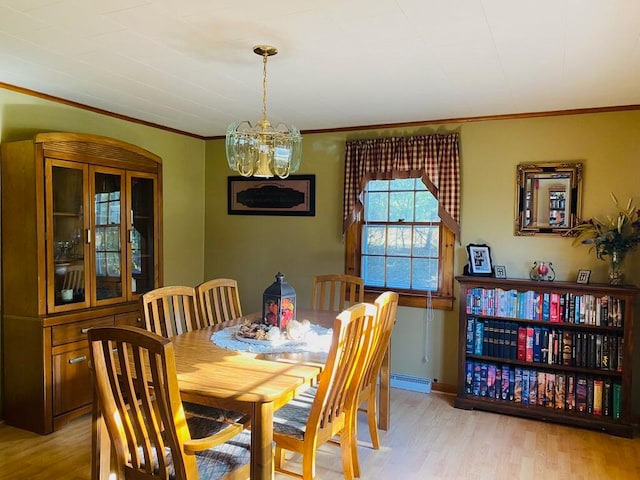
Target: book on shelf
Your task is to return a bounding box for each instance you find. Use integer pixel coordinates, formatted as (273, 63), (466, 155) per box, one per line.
(537, 371), (546, 406)
(528, 369), (537, 406)
(509, 368), (515, 401)
(480, 363), (488, 397)
(465, 361), (473, 394)
(566, 374), (575, 411)
(501, 365), (510, 400)
(593, 379), (603, 416)
(487, 364), (496, 398)
(545, 373), (555, 408)
(495, 365), (502, 399)
(514, 367), (522, 403)
(466, 317), (476, 354)
(474, 319), (484, 356)
(525, 327), (534, 363)
(603, 379), (612, 417)
(540, 327), (550, 364)
(550, 292), (560, 322)
(522, 369), (530, 405)
(472, 362), (481, 396)
(562, 330), (573, 366)
(533, 326), (542, 363)
(617, 337), (624, 372)
(517, 327), (526, 361)
(612, 382), (621, 419)
(542, 292), (550, 321)
(554, 373), (565, 410)
(576, 376), (587, 413)
(586, 377), (594, 414)
(602, 336), (610, 370)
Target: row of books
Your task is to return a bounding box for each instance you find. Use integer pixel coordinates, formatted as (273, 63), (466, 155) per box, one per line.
(466, 317), (624, 371)
(464, 361), (622, 418)
(465, 287), (624, 327)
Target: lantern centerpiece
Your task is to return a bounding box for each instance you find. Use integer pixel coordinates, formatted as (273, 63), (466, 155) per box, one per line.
(262, 272), (296, 330)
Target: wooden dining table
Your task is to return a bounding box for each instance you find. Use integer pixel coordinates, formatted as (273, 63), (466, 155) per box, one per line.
(92, 308), (392, 480)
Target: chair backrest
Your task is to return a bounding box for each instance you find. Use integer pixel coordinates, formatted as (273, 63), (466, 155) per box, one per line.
(62, 264), (84, 291)
(360, 291), (399, 398)
(88, 326), (199, 479)
(308, 302), (378, 440)
(195, 278), (243, 326)
(141, 286), (205, 337)
(311, 274), (364, 312)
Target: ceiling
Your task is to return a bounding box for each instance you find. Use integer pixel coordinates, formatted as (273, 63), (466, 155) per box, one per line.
(1, 0), (639, 138)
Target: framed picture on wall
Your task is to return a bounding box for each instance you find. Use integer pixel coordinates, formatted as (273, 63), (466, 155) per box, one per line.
(227, 175), (315, 216)
(466, 243), (493, 276)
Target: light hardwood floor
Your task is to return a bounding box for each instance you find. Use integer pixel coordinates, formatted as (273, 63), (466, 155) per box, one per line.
(1, 390), (639, 479)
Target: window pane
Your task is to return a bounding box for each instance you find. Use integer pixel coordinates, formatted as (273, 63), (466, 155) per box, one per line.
(362, 255), (385, 287)
(367, 180), (389, 191)
(387, 225), (412, 257)
(415, 191), (439, 221)
(364, 191), (388, 222)
(363, 225), (386, 255)
(390, 178), (414, 190)
(386, 257), (411, 288)
(389, 191), (414, 221)
(413, 226), (439, 257)
(412, 258), (438, 291)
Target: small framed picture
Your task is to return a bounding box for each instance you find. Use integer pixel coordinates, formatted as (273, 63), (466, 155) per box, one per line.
(576, 269), (591, 284)
(494, 265), (507, 279)
(466, 243), (493, 276)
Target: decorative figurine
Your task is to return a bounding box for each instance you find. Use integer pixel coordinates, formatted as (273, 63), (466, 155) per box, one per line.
(529, 261), (556, 282)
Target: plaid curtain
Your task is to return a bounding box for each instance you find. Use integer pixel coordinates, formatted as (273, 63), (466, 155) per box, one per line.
(342, 132), (460, 238)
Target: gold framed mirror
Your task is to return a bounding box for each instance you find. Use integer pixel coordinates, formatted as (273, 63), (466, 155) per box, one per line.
(515, 161), (583, 236)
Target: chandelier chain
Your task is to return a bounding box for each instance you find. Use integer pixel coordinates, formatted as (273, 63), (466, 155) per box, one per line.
(262, 52), (268, 124)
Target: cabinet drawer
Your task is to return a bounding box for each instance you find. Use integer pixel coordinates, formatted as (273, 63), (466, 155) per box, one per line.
(52, 316), (113, 346)
(115, 311), (144, 328)
(52, 343), (93, 416)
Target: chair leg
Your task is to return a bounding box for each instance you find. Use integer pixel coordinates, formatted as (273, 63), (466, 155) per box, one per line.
(340, 426), (356, 480)
(275, 446), (285, 469)
(367, 390), (380, 450)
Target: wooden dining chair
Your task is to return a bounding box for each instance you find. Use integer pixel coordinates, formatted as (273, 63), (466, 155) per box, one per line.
(87, 325), (251, 480)
(311, 274), (364, 312)
(62, 263), (84, 291)
(141, 285), (248, 425)
(352, 291), (399, 476)
(141, 285), (206, 337)
(272, 302), (379, 480)
(196, 278), (243, 326)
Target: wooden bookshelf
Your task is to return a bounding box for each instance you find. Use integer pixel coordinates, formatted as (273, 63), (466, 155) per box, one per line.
(455, 275), (638, 437)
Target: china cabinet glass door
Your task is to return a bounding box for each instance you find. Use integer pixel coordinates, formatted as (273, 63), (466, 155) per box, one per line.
(92, 168), (126, 305)
(47, 160), (90, 312)
(127, 172), (157, 298)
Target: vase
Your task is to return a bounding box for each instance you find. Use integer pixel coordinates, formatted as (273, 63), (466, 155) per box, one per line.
(608, 249), (626, 285)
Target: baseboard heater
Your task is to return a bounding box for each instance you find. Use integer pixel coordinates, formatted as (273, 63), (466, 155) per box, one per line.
(389, 373), (432, 394)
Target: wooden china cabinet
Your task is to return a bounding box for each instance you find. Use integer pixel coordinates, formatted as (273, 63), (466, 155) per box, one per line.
(1, 132), (163, 434)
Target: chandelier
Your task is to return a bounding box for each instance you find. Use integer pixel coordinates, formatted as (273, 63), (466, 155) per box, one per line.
(226, 45), (302, 179)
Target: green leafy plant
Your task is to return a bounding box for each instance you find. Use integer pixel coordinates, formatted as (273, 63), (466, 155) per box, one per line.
(569, 193), (640, 259)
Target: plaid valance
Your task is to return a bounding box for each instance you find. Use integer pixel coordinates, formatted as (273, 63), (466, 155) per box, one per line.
(342, 132), (460, 238)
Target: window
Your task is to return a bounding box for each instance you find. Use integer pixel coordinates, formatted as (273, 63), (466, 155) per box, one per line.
(346, 178), (454, 309)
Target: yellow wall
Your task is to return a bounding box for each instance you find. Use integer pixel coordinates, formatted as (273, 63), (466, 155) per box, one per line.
(1, 83), (639, 403)
(205, 111), (640, 390)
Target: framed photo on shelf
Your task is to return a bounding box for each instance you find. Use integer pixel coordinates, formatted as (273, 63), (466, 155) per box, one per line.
(576, 269), (591, 284)
(494, 265), (507, 279)
(466, 243), (493, 276)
